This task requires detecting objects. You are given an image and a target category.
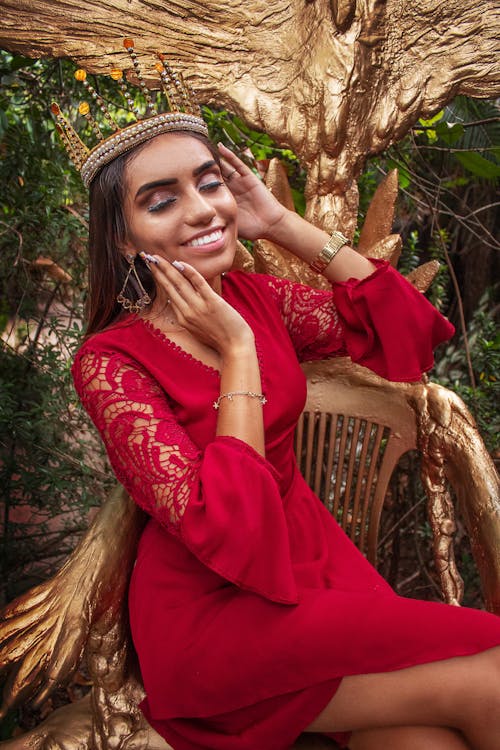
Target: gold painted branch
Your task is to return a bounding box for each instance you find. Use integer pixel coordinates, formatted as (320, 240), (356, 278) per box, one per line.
(0, 486), (145, 718)
(421, 384), (500, 613)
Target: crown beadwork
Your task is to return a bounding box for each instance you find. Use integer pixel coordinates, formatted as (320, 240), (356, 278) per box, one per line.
(51, 39), (208, 188)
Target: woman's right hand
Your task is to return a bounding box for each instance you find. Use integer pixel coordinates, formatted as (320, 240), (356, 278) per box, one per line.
(146, 257), (254, 358)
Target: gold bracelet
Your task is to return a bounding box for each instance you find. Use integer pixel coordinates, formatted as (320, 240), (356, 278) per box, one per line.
(310, 230), (349, 274)
(213, 391), (267, 410)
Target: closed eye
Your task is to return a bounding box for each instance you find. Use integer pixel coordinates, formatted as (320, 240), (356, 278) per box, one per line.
(148, 197), (176, 213)
(199, 180), (224, 192)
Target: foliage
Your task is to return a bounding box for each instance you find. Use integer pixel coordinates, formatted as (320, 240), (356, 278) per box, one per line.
(0, 51), (113, 604)
(434, 290), (500, 453)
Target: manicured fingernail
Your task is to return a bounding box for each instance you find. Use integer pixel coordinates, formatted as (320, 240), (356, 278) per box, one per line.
(172, 260), (185, 272)
(139, 251), (159, 265)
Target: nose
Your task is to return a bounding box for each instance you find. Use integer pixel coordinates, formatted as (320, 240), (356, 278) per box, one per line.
(185, 187), (217, 225)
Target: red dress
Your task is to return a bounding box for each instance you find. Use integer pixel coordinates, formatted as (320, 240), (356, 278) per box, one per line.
(72, 262), (500, 750)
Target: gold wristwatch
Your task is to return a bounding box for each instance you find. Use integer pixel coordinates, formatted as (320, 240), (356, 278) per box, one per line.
(310, 231), (349, 273)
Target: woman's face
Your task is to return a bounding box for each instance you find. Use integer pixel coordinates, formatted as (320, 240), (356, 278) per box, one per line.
(122, 133), (238, 281)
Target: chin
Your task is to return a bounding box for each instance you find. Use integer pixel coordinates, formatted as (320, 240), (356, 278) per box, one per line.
(191, 247), (236, 279)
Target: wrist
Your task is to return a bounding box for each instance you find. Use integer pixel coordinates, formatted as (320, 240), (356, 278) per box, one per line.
(220, 332), (256, 362)
(261, 206), (294, 244)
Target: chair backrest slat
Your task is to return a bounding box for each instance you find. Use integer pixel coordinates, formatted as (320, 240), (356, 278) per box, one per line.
(297, 359), (418, 564)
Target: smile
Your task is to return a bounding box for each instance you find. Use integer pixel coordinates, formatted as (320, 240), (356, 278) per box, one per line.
(184, 229), (223, 248)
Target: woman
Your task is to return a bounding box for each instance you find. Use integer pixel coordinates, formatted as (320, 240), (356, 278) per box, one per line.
(72, 127), (500, 750)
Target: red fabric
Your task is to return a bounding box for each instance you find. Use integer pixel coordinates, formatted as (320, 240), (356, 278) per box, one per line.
(72, 265), (499, 750)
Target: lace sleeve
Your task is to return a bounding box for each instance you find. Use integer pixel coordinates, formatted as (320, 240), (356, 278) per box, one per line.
(73, 348), (201, 534)
(259, 261), (454, 381)
(72, 347), (298, 604)
(262, 274), (347, 362)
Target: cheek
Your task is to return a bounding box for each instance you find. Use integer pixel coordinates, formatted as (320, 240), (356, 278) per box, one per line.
(221, 191), (238, 222)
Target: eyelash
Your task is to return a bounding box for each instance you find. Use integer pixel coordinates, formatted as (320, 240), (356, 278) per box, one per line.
(147, 180), (224, 213)
(148, 198), (176, 213)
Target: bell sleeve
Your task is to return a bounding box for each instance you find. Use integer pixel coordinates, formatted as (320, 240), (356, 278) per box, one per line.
(261, 259), (454, 381)
(72, 347), (298, 605)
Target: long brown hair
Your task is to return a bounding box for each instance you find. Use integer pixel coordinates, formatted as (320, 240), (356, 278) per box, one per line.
(85, 131), (221, 336)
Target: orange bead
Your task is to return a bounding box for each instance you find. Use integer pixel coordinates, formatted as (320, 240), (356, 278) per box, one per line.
(50, 102), (60, 115)
(123, 38), (134, 49)
(74, 69), (87, 82)
(110, 68), (123, 81)
(78, 101), (90, 115)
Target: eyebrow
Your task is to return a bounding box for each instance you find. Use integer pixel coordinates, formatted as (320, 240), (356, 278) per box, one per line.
(135, 160), (218, 199)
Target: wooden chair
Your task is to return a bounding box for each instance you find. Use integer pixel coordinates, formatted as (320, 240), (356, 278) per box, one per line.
(296, 357), (500, 610)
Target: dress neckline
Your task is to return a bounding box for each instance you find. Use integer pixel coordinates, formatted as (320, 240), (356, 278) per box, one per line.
(135, 273), (267, 391)
(138, 318), (221, 377)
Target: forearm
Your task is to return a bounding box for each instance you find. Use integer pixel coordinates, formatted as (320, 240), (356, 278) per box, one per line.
(215, 340), (266, 457)
(264, 208), (376, 283)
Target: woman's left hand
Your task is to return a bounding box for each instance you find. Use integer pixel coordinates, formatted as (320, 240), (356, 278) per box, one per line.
(217, 143), (288, 241)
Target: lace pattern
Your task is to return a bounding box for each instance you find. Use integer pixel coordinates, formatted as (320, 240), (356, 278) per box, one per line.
(260, 275), (347, 361)
(73, 348), (202, 533)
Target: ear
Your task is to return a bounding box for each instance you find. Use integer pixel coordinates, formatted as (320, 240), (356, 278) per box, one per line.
(117, 235), (137, 259)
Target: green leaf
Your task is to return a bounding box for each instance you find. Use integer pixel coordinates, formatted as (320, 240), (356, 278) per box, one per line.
(454, 152), (500, 179)
(291, 188), (306, 217)
(419, 110), (444, 127)
(10, 55), (36, 71)
(435, 121), (465, 145)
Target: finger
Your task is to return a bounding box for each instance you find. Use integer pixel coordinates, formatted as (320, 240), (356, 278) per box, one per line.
(147, 257), (204, 318)
(217, 143), (254, 177)
(170, 261), (215, 300)
(147, 255), (193, 298)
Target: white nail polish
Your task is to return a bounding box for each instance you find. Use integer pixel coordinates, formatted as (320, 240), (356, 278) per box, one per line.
(172, 260), (185, 272)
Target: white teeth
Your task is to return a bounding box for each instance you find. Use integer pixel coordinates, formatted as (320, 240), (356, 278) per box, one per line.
(187, 230), (223, 247)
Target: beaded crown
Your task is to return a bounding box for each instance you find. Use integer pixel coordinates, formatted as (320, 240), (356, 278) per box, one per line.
(51, 39), (208, 188)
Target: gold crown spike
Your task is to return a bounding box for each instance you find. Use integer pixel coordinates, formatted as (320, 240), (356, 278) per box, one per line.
(55, 123), (83, 167)
(79, 101), (104, 141)
(177, 71), (196, 114)
(50, 103), (89, 168)
(156, 55), (183, 111)
(109, 64), (142, 119)
(123, 39), (157, 116)
(155, 61), (176, 111)
(156, 53), (200, 116)
(50, 40), (208, 188)
(74, 69), (120, 132)
(157, 54), (189, 112)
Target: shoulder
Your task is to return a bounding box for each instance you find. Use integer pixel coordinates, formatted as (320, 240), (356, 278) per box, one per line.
(71, 317), (148, 386)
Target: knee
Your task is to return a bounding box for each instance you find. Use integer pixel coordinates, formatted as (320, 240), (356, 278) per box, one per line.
(460, 647), (500, 725)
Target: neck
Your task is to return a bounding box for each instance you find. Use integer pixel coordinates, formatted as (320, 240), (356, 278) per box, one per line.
(147, 271), (223, 326)
(209, 274), (222, 295)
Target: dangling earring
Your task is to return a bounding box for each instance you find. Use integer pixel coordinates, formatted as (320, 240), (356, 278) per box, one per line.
(117, 253), (152, 313)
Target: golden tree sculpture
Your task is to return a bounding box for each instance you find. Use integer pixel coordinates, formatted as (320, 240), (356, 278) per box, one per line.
(0, 0), (499, 233)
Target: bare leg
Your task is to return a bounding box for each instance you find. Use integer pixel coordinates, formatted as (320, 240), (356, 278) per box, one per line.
(349, 726), (469, 750)
(305, 646), (500, 750)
